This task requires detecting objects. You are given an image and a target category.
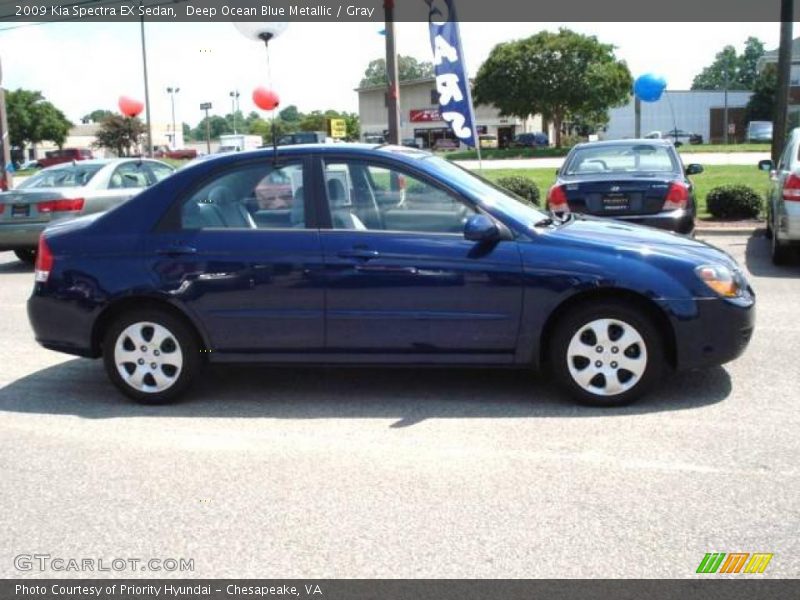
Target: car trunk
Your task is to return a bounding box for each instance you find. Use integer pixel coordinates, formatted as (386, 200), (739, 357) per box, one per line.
(560, 176), (675, 216)
(0, 188), (81, 225)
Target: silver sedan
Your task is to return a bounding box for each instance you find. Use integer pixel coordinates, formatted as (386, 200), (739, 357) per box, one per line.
(0, 158), (174, 263)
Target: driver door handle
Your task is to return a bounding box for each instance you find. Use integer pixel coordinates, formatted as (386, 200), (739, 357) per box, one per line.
(157, 245), (197, 256)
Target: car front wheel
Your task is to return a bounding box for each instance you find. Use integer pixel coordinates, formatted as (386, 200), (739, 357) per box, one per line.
(549, 301), (664, 406)
(102, 309), (201, 404)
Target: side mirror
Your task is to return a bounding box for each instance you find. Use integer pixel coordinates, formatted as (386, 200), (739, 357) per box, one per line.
(464, 214), (503, 242)
(554, 168), (560, 176)
(685, 163), (703, 175)
(758, 159), (774, 171)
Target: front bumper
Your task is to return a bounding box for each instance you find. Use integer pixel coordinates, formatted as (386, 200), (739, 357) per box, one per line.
(669, 295), (755, 371)
(0, 221), (46, 251)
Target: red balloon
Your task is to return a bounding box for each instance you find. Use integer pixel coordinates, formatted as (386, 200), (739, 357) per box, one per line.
(253, 87), (280, 111)
(118, 96), (144, 118)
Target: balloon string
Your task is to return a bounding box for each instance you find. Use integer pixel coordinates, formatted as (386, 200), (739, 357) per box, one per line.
(265, 41), (273, 89)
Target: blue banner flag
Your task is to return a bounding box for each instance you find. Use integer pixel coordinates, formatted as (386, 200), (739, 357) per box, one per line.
(426, 0), (478, 148)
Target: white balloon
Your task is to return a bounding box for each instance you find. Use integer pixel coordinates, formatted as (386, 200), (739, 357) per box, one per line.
(233, 22), (288, 42)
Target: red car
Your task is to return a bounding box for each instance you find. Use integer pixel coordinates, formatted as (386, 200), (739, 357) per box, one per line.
(154, 148), (198, 160)
(36, 148), (93, 169)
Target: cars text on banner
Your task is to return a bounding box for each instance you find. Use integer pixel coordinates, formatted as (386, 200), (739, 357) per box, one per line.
(427, 0), (478, 148)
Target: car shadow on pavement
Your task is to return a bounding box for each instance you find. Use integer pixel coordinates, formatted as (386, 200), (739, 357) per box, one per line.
(0, 259), (32, 274)
(0, 359), (732, 426)
(745, 231), (800, 278)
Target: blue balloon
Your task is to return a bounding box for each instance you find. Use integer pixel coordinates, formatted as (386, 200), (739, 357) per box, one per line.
(633, 73), (667, 103)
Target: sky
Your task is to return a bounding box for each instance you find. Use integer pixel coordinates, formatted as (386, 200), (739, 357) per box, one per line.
(0, 21), (796, 128)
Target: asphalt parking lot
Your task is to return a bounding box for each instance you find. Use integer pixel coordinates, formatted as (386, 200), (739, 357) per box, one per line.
(0, 232), (798, 579)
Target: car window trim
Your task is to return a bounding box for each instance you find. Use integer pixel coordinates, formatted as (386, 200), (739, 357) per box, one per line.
(154, 155), (316, 233)
(315, 154), (479, 234)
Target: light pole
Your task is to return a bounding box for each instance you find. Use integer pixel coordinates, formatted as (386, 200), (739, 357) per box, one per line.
(139, 1), (152, 157)
(229, 90), (240, 134)
(166, 86), (180, 149)
(200, 102), (212, 155)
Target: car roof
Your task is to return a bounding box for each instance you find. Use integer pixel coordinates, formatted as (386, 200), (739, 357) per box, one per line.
(189, 143), (432, 162)
(571, 138), (674, 149)
(44, 158), (164, 168)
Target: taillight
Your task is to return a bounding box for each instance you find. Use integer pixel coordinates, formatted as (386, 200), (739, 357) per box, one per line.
(0, 203), (5, 214)
(663, 182), (689, 210)
(547, 184), (570, 213)
(35, 235), (54, 283)
(783, 173), (800, 201)
(37, 198), (85, 213)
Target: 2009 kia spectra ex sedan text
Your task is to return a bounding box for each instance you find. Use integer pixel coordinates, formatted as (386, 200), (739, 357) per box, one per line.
(27, 144), (755, 407)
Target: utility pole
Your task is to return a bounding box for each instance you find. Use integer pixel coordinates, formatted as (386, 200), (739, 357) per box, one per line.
(200, 102), (212, 154)
(634, 97), (641, 138)
(139, 3), (153, 157)
(723, 67), (729, 145)
(773, 0), (794, 163)
(0, 57), (12, 190)
(384, 0), (401, 145)
(167, 86), (180, 150)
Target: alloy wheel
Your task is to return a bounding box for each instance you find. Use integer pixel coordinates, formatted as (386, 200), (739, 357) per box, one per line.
(114, 321), (183, 393)
(566, 318), (648, 396)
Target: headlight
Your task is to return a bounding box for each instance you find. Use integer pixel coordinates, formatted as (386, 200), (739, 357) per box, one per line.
(695, 264), (743, 298)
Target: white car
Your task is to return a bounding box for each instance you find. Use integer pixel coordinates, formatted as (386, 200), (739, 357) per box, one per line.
(761, 127), (800, 264)
(0, 158), (174, 263)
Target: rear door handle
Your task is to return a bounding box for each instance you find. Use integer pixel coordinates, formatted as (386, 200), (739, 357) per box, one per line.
(157, 245), (197, 256)
(355, 264), (417, 274)
(337, 249), (380, 260)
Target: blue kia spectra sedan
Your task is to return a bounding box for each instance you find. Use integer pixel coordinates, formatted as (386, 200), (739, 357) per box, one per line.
(27, 144), (755, 406)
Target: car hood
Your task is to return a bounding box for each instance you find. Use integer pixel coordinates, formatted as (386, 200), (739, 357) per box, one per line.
(545, 216), (736, 267)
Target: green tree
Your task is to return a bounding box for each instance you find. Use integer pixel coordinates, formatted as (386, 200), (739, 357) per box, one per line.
(193, 115), (231, 140)
(473, 29), (632, 147)
(360, 55), (434, 87)
(691, 38), (765, 90)
(93, 115), (145, 156)
(82, 109), (114, 123)
(745, 63), (777, 122)
(6, 89), (72, 154)
(278, 105), (301, 123)
(182, 122), (192, 141)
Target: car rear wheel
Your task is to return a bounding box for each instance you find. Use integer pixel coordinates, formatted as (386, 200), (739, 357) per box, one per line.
(771, 224), (792, 265)
(102, 309), (201, 404)
(549, 301), (664, 406)
(13, 249), (36, 265)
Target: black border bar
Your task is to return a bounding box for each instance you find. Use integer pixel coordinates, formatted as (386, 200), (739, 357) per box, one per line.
(3, 579), (800, 600)
(0, 0), (790, 23)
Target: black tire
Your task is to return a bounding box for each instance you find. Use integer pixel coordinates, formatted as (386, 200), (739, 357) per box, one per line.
(771, 226), (792, 265)
(13, 248), (36, 265)
(102, 309), (201, 404)
(548, 301), (664, 407)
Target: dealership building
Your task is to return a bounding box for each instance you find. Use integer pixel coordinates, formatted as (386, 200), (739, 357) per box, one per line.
(604, 90), (754, 143)
(357, 77), (546, 148)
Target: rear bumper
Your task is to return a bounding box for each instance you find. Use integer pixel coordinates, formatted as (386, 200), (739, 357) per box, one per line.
(670, 295), (755, 371)
(609, 209), (695, 235)
(27, 293), (99, 358)
(0, 222), (45, 251)
(776, 202), (800, 242)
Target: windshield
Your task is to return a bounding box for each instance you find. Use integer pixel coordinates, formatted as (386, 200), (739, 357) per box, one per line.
(423, 156), (548, 227)
(563, 143), (678, 175)
(18, 164), (103, 189)
(749, 122), (772, 133)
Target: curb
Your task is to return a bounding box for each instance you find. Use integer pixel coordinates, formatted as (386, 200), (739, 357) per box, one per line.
(694, 225), (764, 236)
